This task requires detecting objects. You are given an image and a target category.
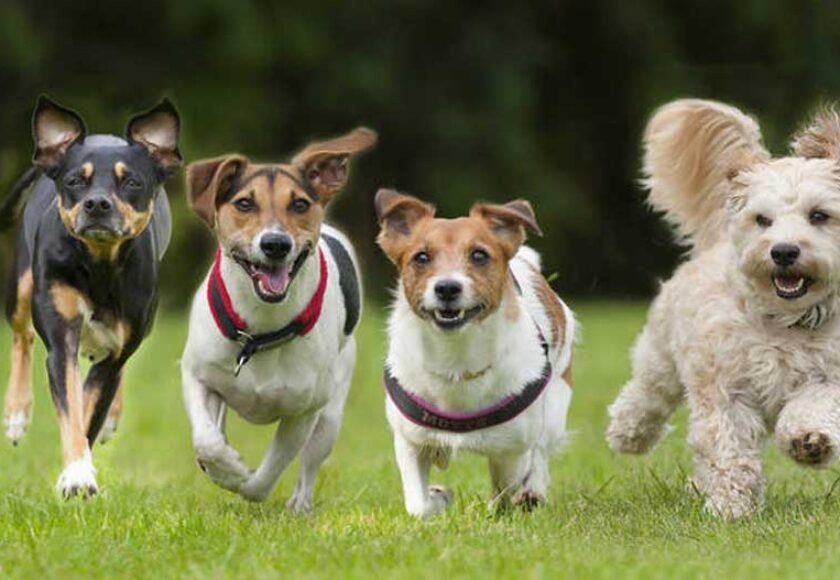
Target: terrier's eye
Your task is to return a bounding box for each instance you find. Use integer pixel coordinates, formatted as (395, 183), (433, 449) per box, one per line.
(233, 197), (256, 213)
(412, 250), (431, 266)
(810, 210), (830, 225)
(755, 214), (773, 228)
(470, 248), (490, 265)
(290, 198), (311, 214)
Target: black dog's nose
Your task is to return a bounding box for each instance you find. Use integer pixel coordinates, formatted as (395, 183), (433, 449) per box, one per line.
(434, 280), (463, 303)
(260, 233), (293, 260)
(771, 243), (801, 266)
(82, 194), (113, 217)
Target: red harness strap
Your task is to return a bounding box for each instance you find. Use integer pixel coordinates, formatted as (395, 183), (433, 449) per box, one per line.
(206, 247), (328, 375)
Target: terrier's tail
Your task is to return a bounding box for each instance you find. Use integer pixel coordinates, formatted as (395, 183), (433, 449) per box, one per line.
(0, 166), (40, 231)
(643, 99), (769, 252)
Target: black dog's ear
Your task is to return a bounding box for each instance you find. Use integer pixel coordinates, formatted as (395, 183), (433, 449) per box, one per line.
(127, 98), (182, 174)
(32, 95), (86, 171)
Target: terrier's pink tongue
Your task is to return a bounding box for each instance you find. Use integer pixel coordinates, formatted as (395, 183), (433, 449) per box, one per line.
(256, 266), (290, 295)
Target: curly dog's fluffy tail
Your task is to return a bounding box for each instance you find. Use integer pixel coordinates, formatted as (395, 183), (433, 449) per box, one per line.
(0, 166), (40, 231)
(643, 99), (769, 252)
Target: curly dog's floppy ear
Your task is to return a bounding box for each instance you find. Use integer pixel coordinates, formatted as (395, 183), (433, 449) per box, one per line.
(791, 105), (840, 161)
(375, 188), (435, 264)
(643, 99), (769, 251)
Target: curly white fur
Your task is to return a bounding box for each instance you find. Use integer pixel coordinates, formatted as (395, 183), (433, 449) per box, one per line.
(608, 98), (840, 520)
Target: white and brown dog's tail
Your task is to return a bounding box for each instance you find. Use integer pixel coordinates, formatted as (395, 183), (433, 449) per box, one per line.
(643, 99), (769, 252)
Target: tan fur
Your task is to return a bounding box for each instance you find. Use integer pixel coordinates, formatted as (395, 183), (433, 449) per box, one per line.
(4, 269), (34, 437)
(114, 161), (127, 179)
(643, 99), (770, 251)
(792, 104), (840, 160)
(81, 162), (94, 179)
(291, 127), (377, 202)
(50, 282), (85, 321)
(114, 196), (154, 239)
(531, 272), (567, 351)
(57, 358), (87, 466)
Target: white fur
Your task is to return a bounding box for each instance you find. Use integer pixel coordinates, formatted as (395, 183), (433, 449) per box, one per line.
(181, 224), (358, 510)
(608, 99), (840, 520)
(386, 247), (574, 518)
(56, 449), (98, 497)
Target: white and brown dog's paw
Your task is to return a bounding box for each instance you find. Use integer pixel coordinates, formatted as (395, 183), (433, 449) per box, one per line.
(57, 452), (98, 499)
(412, 485), (453, 519)
(4, 410), (30, 446)
(195, 438), (252, 493)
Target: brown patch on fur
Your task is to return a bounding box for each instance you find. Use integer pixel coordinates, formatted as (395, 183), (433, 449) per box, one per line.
(81, 162), (94, 179)
(562, 353), (573, 387)
(532, 274), (566, 349)
(114, 161), (127, 180)
(291, 127), (377, 202)
(50, 283), (85, 321)
(215, 164), (324, 257)
(114, 196), (154, 239)
(57, 358), (87, 465)
(57, 197), (82, 233)
(4, 269), (35, 432)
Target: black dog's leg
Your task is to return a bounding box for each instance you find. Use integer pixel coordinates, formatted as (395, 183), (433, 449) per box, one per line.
(83, 357), (127, 444)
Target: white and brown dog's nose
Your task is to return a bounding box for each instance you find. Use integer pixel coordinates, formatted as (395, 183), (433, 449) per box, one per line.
(434, 279), (463, 304)
(259, 232), (293, 261)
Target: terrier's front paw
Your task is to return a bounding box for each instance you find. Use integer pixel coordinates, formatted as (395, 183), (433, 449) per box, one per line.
(57, 454), (98, 499)
(195, 439), (252, 493)
(511, 488), (545, 511)
(4, 410), (30, 446)
(788, 432), (835, 466)
(407, 485), (453, 519)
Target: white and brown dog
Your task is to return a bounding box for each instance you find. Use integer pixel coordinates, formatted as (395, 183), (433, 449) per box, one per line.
(607, 99), (840, 519)
(375, 190), (575, 518)
(180, 128), (375, 510)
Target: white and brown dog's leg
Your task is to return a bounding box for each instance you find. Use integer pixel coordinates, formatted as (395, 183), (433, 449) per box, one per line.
(687, 387), (767, 520)
(238, 412), (320, 503)
(607, 325), (683, 454)
(776, 383), (840, 467)
(286, 339), (355, 513)
(489, 450), (546, 510)
(393, 433), (453, 518)
(4, 269), (34, 445)
(182, 367), (252, 492)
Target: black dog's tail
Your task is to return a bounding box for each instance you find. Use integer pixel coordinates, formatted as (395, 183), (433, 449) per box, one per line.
(0, 166), (41, 231)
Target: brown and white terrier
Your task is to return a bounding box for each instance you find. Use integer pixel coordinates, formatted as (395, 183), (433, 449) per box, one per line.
(375, 190), (575, 518)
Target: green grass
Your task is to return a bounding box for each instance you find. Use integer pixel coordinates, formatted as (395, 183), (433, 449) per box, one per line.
(2, 301), (840, 579)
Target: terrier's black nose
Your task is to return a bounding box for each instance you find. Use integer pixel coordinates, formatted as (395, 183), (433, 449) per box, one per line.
(771, 243), (801, 266)
(434, 280), (463, 302)
(260, 233), (293, 260)
(82, 194), (113, 217)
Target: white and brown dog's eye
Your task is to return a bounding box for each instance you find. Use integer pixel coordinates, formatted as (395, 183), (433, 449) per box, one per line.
(755, 214), (773, 228)
(470, 248), (490, 265)
(809, 210), (830, 225)
(233, 197), (256, 213)
(412, 250), (431, 266)
(290, 198), (311, 214)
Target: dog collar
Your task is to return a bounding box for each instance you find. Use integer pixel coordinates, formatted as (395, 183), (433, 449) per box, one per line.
(207, 246), (328, 375)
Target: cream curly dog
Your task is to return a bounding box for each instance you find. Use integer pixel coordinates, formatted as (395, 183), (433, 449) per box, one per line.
(607, 98), (840, 519)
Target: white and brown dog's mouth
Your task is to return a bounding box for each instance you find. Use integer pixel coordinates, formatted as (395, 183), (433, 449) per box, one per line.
(424, 305), (484, 330)
(233, 245), (311, 303)
(772, 272), (813, 300)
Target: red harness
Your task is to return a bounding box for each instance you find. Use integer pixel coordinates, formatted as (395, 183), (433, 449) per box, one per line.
(207, 247), (328, 375)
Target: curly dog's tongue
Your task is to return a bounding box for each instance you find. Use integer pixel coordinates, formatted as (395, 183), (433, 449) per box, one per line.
(256, 265), (290, 295)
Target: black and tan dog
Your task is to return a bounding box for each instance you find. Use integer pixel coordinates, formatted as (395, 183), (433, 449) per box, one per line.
(1, 96), (181, 496)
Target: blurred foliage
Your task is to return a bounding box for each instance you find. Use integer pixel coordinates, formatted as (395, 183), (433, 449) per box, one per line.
(1, 0), (839, 307)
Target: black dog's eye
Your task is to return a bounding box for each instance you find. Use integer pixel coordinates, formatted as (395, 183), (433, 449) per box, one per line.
(233, 197), (256, 213)
(755, 214), (773, 228)
(412, 250), (431, 266)
(810, 210), (830, 225)
(64, 175), (85, 189)
(290, 198), (311, 214)
(470, 248), (490, 265)
(123, 177), (142, 189)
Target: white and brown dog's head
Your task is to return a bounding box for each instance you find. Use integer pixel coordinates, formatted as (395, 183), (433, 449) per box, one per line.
(187, 128), (376, 302)
(645, 100), (840, 321)
(376, 190), (541, 331)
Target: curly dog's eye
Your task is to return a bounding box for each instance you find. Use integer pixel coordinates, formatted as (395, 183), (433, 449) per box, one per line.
(810, 210), (830, 225)
(755, 214), (773, 228)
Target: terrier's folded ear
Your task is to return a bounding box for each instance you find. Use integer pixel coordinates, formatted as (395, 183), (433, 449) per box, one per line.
(791, 105), (840, 161)
(470, 199), (542, 259)
(374, 189), (435, 264)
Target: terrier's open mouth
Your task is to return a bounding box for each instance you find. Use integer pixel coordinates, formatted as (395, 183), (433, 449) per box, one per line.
(426, 305), (484, 330)
(233, 246), (310, 303)
(772, 273), (812, 300)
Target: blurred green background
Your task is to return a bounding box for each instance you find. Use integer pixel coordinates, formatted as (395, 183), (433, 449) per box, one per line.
(1, 0), (840, 306)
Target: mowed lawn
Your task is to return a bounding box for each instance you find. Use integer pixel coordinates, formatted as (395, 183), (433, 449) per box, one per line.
(2, 302), (840, 578)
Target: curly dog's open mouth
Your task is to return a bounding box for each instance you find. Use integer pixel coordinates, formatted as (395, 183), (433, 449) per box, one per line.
(772, 273), (812, 300)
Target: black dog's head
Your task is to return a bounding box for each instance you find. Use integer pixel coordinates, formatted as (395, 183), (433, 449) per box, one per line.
(31, 96), (181, 259)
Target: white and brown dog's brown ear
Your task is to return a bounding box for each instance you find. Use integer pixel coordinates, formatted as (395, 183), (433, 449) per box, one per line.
(126, 98), (183, 174)
(292, 127), (378, 203)
(31, 95), (86, 171)
(791, 105), (840, 160)
(375, 188), (435, 263)
(185, 155), (248, 225)
(470, 199), (542, 259)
